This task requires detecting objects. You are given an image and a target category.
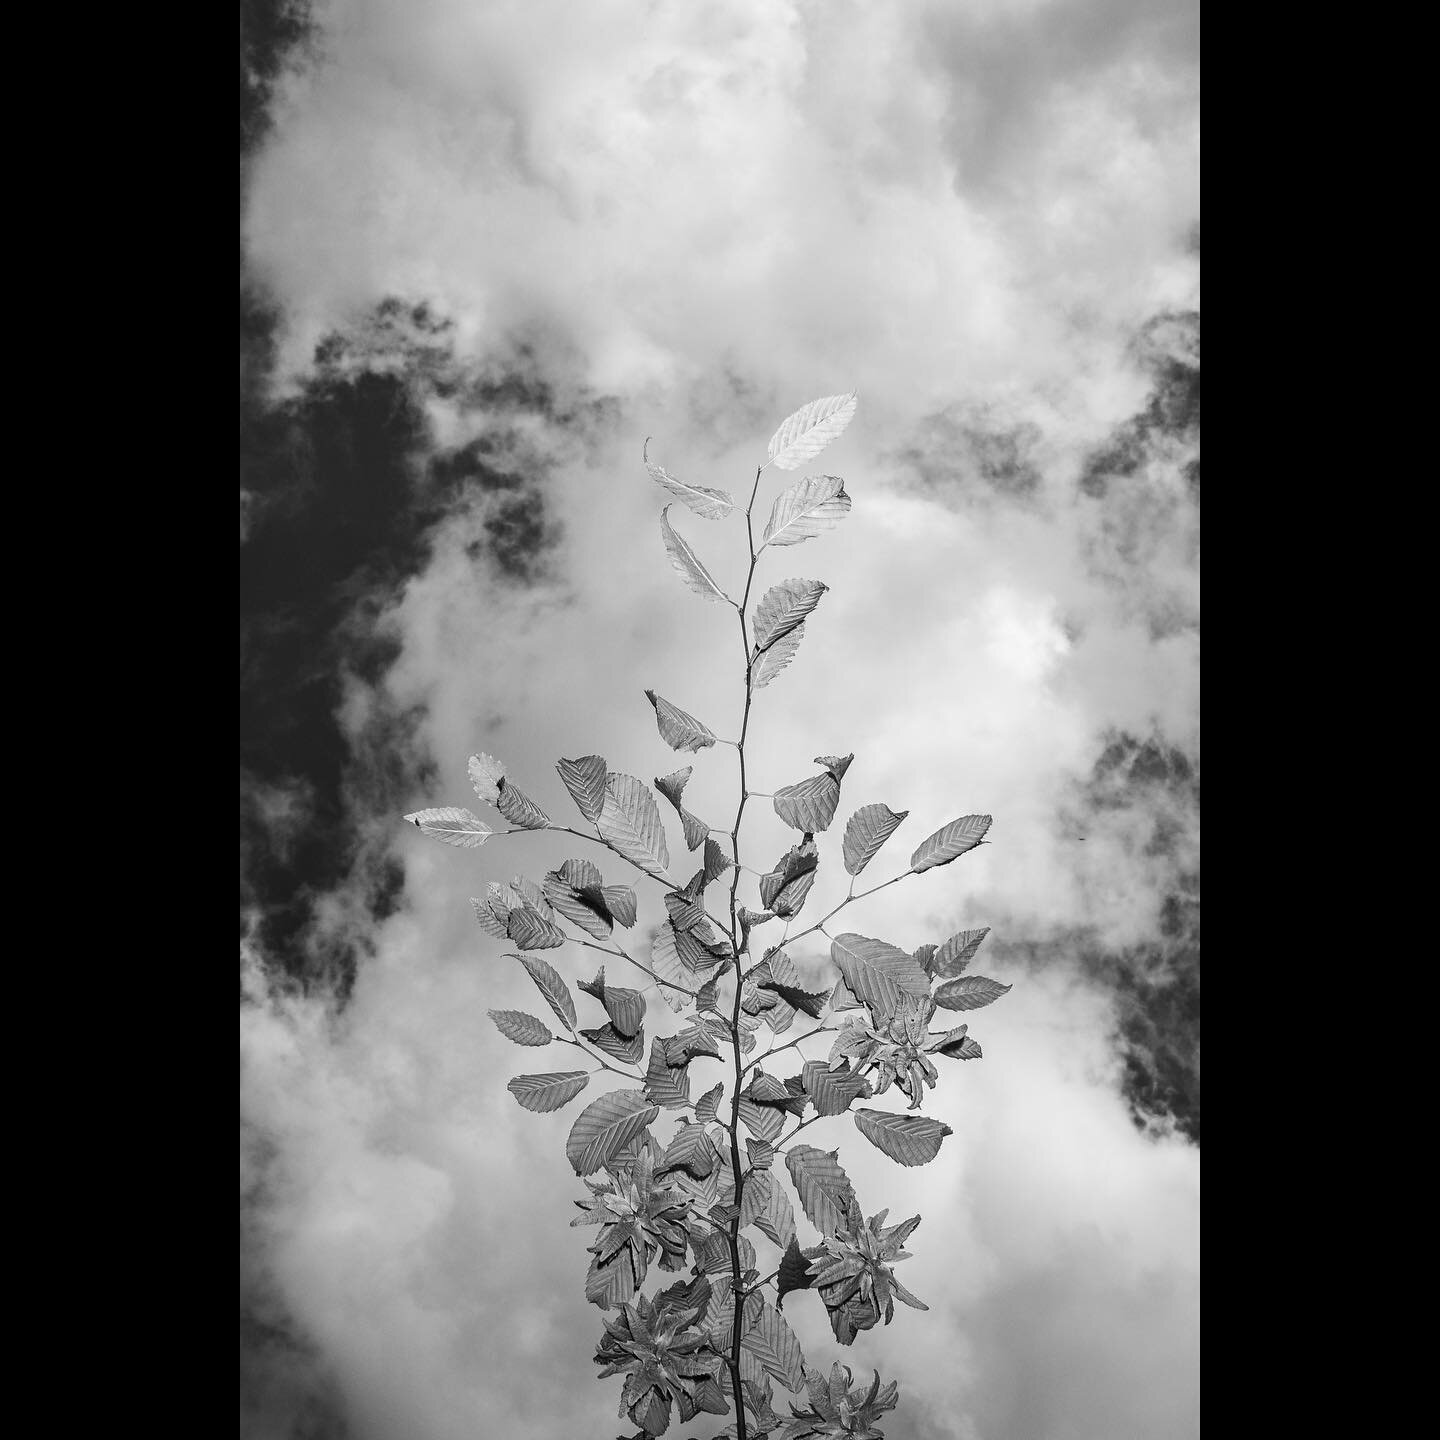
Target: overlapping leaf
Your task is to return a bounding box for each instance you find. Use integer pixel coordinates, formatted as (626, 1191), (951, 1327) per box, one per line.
(556, 755), (607, 823)
(512, 953), (577, 1031)
(487, 1009), (553, 1046)
(644, 1037), (692, 1109)
(403, 807), (492, 848)
(506, 905), (566, 951)
(660, 505), (729, 603)
(751, 621), (806, 691)
(932, 975), (1012, 1012)
(543, 869), (613, 940)
(841, 803), (909, 877)
(740, 1295), (807, 1391)
(752, 579), (828, 654)
(597, 772), (671, 874)
(766, 392), (858, 471)
(602, 985), (647, 1037)
(738, 1170), (796, 1250)
(565, 1089), (659, 1175)
(746, 1138), (774, 1171)
(759, 838), (818, 918)
(659, 1122), (720, 1179)
(737, 1098), (786, 1143)
(495, 779), (550, 830)
(466, 752), (505, 804)
(829, 934), (931, 1022)
(654, 767), (710, 851)
(910, 813), (992, 872)
(506, 1071), (589, 1113)
(600, 885), (637, 927)
(581, 1022), (645, 1066)
(852, 1109), (953, 1167)
(694, 1083), (724, 1125)
(932, 927), (991, 979)
(801, 1059), (873, 1117)
(784, 1146), (857, 1238)
(773, 755), (853, 833)
(645, 690), (718, 753)
(644, 443), (734, 519)
(776, 1237), (815, 1307)
(761, 475), (852, 548)
(469, 893), (509, 939)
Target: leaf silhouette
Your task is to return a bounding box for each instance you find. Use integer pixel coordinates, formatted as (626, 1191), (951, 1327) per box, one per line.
(761, 475), (852, 548)
(932, 927), (991, 979)
(556, 755), (607, 823)
(660, 506), (729, 603)
(766, 392), (858, 471)
(752, 579), (828, 654)
(852, 1109), (953, 1166)
(565, 1089), (659, 1175)
(750, 621), (806, 690)
(910, 813), (992, 872)
(487, 1009), (553, 1046)
(776, 1237), (814, 1307)
(932, 975), (1013, 1012)
(466, 752), (505, 804)
(841, 803), (909, 877)
(506, 1071), (589, 1113)
(830, 934), (931, 1022)
(645, 690), (718, 753)
(644, 442), (734, 519)
(784, 1145), (856, 1238)
(512, 953), (577, 1031)
(403, 807), (492, 848)
(596, 773), (671, 874)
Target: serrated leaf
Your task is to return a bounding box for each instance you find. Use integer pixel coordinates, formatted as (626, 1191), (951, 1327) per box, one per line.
(776, 1237), (814, 1308)
(746, 1138), (774, 1171)
(740, 1170), (795, 1249)
(469, 894), (510, 940)
(556, 755), (607, 824)
(784, 1146), (857, 1239)
(910, 813), (993, 872)
(925, 1024), (979, 1059)
(512, 953), (577, 1031)
(695, 1083), (724, 1125)
(766, 393), (858, 472)
(644, 1036), (692, 1109)
(659, 1122), (719, 1180)
(761, 474), (852, 550)
(740, 1296), (807, 1392)
(565, 1090), (659, 1176)
(759, 981), (828, 1020)
(643, 444), (735, 519)
(841, 803), (908, 878)
(665, 1021), (724, 1065)
(933, 927), (991, 979)
(653, 766), (692, 810)
(751, 622), (805, 691)
(914, 943), (939, 977)
(703, 837), (732, 883)
(584, 1246), (639, 1309)
(403, 807), (493, 848)
(645, 690), (719, 753)
(597, 772), (671, 875)
(759, 838), (818, 917)
(773, 774), (841, 833)
(830, 934), (931, 1022)
(650, 923), (713, 1012)
(602, 985), (647, 1037)
(495, 779), (550, 830)
(581, 1022), (645, 1065)
(737, 1098), (785, 1143)
(466, 752), (505, 804)
(660, 505), (729, 603)
(600, 885), (638, 927)
(853, 1109), (953, 1166)
(826, 977), (864, 1015)
(932, 974), (1013, 1012)
(506, 905), (566, 951)
(506, 1070), (589, 1113)
(752, 578), (828, 654)
(543, 872), (613, 940)
(801, 1059), (872, 1116)
(487, 1009), (553, 1046)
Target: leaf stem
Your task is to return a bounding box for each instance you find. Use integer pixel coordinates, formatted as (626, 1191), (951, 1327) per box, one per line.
(777, 871), (910, 950)
(572, 936), (701, 999)
(556, 1034), (644, 1081)
(739, 1023), (838, 1081)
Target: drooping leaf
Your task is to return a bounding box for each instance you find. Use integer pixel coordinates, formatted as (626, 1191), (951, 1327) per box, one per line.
(495, 779), (550, 830)
(565, 1089), (659, 1176)
(645, 690), (719, 754)
(814, 755), (853, 782)
(703, 837), (732, 883)
(746, 1137), (774, 1171)
(761, 474), (852, 550)
(602, 985), (647, 1037)
(801, 1059), (872, 1117)
(909, 813), (993, 872)
(506, 1070), (589, 1113)
(505, 905), (566, 951)
(841, 803), (909, 878)
(924, 1024), (979, 1059)
(660, 505), (729, 604)
(829, 934), (931, 1022)
(945, 1035), (983, 1060)
(653, 766), (692, 809)
(644, 1036), (692, 1109)
(784, 1146), (857, 1238)
(766, 393), (858, 472)
(852, 1109), (953, 1166)
(511, 953), (577, 1031)
(556, 755), (607, 824)
(745, 1071), (794, 1106)
(403, 807), (492, 848)
(643, 442), (735, 519)
(752, 578), (828, 654)
(759, 838), (818, 917)
(932, 927), (991, 979)
(740, 1296), (807, 1392)
(487, 1009), (553, 1046)
(508, 874), (554, 920)
(581, 1022), (645, 1065)
(751, 622), (805, 691)
(466, 752), (506, 804)
(932, 975), (1013, 1012)
(597, 772), (671, 875)
(694, 1083), (724, 1125)
(914, 943), (939, 977)
(776, 1237), (814, 1308)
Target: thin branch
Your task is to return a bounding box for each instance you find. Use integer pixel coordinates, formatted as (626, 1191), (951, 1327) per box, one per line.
(556, 1034), (644, 1082)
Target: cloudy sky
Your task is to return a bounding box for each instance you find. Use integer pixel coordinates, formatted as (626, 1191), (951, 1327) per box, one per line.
(240, 2), (1199, 1437)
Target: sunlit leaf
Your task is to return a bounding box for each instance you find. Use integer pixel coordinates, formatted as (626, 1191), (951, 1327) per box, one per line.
(784, 1146), (856, 1238)
(852, 1109), (953, 1167)
(469, 894), (509, 940)
(740, 1295), (807, 1391)
(602, 984), (647, 1038)
(931, 974), (1013, 1012)
(466, 752), (505, 804)
(644, 1036), (692, 1109)
(487, 1009), (553, 1046)
(932, 927), (991, 979)
(694, 1083), (724, 1125)
(511, 953), (577, 1031)
(580, 1022), (645, 1065)
(644, 441), (735, 519)
(909, 813), (992, 872)
(660, 505), (729, 603)
(659, 1121), (720, 1180)
(565, 1089), (659, 1176)
(495, 779), (550, 830)
(505, 905), (566, 950)
(645, 689), (719, 753)
(761, 474), (852, 549)
(801, 1059), (872, 1116)
(543, 870), (613, 940)
(506, 1070), (589, 1113)
(841, 803), (908, 878)
(752, 578), (828, 654)
(403, 807), (492, 848)
(738, 1098), (785, 1143)
(829, 933), (931, 1022)
(600, 885), (638, 927)
(556, 755), (607, 824)
(773, 774), (839, 833)
(584, 1246), (638, 1310)
(751, 621), (806, 691)
(766, 392), (858, 472)
(746, 1138), (774, 1171)
(597, 772), (671, 874)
